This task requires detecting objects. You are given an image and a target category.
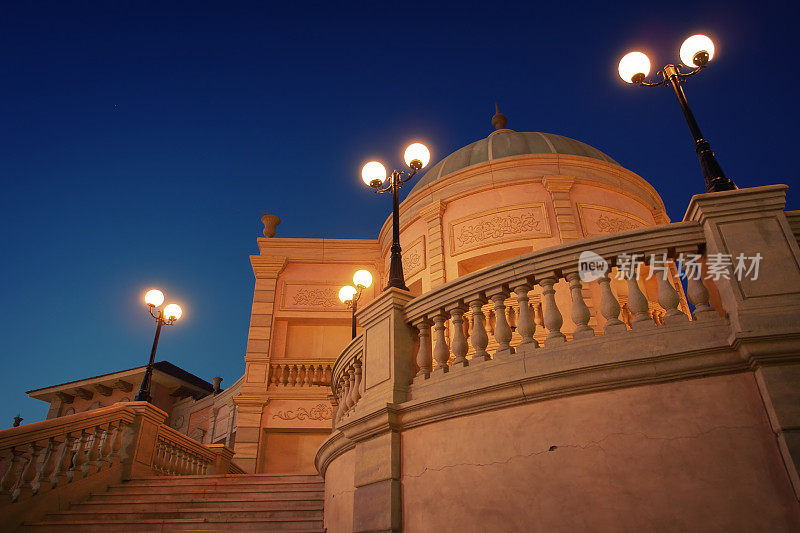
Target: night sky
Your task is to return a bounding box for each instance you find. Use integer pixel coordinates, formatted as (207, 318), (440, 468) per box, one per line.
(1, 1), (798, 425)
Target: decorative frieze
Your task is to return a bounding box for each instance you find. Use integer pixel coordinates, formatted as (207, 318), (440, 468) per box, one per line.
(449, 203), (550, 255)
(280, 282), (346, 311)
(578, 204), (647, 236)
(272, 403), (332, 421)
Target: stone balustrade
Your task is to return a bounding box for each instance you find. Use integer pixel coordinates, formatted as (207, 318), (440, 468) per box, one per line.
(268, 360), (333, 388)
(0, 401), (243, 530)
(330, 335), (363, 425)
(405, 221), (710, 377)
(0, 403), (134, 503)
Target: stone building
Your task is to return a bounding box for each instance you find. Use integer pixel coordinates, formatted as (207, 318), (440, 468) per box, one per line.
(2, 112), (799, 531)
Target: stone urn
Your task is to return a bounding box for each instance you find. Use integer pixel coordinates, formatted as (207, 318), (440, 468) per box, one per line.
(261, 213), (281, 238)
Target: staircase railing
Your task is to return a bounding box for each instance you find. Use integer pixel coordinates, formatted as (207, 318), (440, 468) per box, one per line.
(0, 401), (244, 530)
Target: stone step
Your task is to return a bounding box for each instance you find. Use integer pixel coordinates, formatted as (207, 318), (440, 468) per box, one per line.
(124, 474), (321, 484)
(88, 490), (324, 503)
(106, 481), (323, 493)
(22, 518), (324, 531)
(44, 508), (323, 522)
(72, 499), (323, 513)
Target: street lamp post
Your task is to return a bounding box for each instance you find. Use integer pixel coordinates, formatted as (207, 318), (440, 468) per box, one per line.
(618, 34), (737, 193)
(362, 143), (431, 291)
(135, 289), (183, 403)
(339, 270), (374, 339)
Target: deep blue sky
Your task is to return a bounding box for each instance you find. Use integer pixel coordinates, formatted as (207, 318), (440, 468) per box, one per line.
(1, 1), (798, 425)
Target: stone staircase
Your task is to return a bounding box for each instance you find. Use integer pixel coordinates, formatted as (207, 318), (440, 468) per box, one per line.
(20, 473), (324, 532)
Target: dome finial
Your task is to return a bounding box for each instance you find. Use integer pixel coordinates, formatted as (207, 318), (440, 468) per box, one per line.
(491, 102), (507, 130)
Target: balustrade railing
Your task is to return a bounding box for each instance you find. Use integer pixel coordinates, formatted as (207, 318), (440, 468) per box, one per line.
(404, 221), (714, 378)
(0, 401), (243, 525)
(330, 335), (364, 425)
(268, 360), (333, 388)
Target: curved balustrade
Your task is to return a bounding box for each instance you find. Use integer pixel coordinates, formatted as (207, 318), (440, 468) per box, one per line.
(0, 404), (135, 503)
(405, 221), (711, 377)
(330, 335), (364, 425)
(268, 360), (333, 388)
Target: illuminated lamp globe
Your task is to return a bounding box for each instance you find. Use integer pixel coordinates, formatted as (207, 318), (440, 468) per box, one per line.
(361, 161), (387, 188)
(353, 269), (373, 289)
(339, 285), (357, 304)
(403, 143), (430, 171)
(680, 34), (715, 67)
(618, 51), (651, 83)
(145, 289), (165, 307)
(163, 303), (182, 321)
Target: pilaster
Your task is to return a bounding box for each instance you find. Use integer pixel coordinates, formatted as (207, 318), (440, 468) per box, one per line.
(685, 184), (800, 498)
(542, 176), (580, 240)
(419, 200), (447, 289)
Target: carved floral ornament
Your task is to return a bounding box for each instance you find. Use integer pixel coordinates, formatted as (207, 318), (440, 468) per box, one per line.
(449, 203), (551, 255)
(281, 282), (345, 310)
(272, 403), (332, 421)
(577, 204), (648, 236)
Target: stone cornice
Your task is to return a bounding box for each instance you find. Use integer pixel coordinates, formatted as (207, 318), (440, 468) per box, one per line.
(256, 238), (380, 263)
(315, 429), (355, 477)
(249, 255), (288, 278)
(684, 184), (788, 223)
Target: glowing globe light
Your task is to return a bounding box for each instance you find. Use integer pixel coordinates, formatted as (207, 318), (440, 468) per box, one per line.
(339, 285), (357, 303)
(353, 269), (373, 288)
(680, 34), (715, 67)
(361, 161), (387, 187)
(403, 143), (430, 169)
(144, 289), (165, 307)
(163, 303), (182, 321)
(618, 51), (651, 83)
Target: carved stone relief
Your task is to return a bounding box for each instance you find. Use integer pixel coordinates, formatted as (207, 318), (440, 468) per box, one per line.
(280, 282), (345, 311)
(272, 403), (332, 421)
(449, 203), (550, 255)
(578, 204), (648, 236)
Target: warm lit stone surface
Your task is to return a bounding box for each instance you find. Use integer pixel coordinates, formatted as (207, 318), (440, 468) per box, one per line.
(401, 373), (800, 532)
(324, 449), (354, 533)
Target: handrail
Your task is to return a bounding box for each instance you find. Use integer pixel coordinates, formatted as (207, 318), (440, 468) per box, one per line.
(405, 221), (705, 324)
(0, 403), (136, 450)
(330, 335), (364, 425)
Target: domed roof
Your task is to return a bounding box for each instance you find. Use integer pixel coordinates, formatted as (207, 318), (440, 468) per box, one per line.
(409, 129), (620, 195)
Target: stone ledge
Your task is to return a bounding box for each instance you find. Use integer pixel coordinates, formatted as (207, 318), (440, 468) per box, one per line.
(317, 317), (752, 477)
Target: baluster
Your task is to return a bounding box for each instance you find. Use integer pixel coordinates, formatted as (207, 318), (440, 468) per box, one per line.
(463, 312), (471, 347)
(347, 367), (358, 410)
(532, 299), (544, 333)
(469, 296), (490, 363)
(71, 429), (90, 479)
(351, 359), (363, 406)
(566, 273), (594, 339)
(432, 311), (450, 374)
(1, 447), (25, 495)
(334, 381), (344, 422)
(100, 422), (116, 467)
(512, 283), (537, 350)
(539, 277), (566, 346)
(85, 425), (103, 475)
(299, 365), (307, 387)
(414, 318), (433, 378)
(598, 273), (627, 334)
(280, 365), (289, 386)
(654, 259), (688, 323)
(448, 303), (469, 368)
(626, 271), (654, 327)
(342, 375), (353, 415)
(50, 433), (77, 487)
(687, 276), (715, 320)
(33, 437), (60, 494)
(110, 421), (126, 466)
(487, 309), (496, 336)
(14, 441), (44, 501)
(488, 289), (513, 357)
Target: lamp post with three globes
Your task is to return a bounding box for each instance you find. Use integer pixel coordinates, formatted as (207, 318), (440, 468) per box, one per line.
(618, 34), (736, 193)
(135, 289), (183, 403)
(361, 142), (431, 291)
(339, 270), (374, 339)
